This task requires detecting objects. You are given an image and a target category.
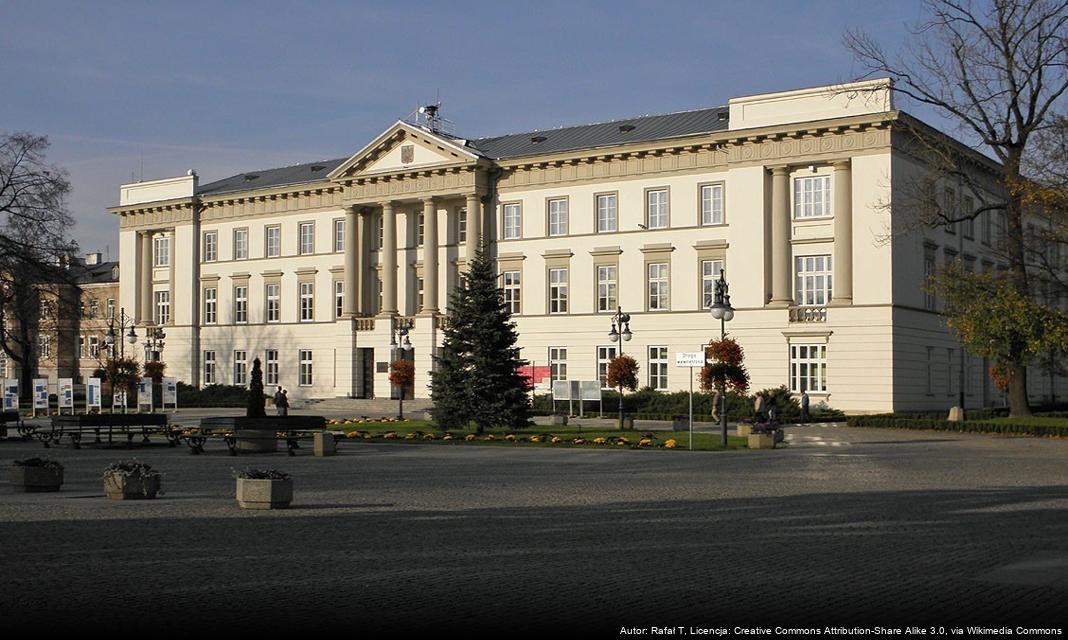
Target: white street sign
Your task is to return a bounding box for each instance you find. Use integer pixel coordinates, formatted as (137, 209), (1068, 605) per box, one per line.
(675, 351), (706, 368)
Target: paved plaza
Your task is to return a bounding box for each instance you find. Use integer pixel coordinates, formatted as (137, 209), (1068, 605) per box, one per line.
(1, 423), (1067, 634)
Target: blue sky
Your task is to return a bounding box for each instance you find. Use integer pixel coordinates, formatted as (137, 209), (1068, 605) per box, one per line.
(0, 0), (931, 255)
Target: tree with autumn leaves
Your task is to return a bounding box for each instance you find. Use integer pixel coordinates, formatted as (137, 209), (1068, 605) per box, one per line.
(700, 337), (750, 394)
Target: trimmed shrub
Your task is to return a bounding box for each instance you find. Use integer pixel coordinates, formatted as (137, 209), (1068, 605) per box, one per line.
(846, 414), (1068, 437)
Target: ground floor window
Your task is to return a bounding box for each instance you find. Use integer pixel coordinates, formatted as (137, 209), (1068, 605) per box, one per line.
(549, 347), (567, 382)
(597, 345), (617, 388)
(265, 349), (279, 386)
(789, 343), (827, 393)
(234, 350), (247, 386)
(648, 346), (668, 390)
(299, 349), (313, 386)
(203, 351), (216, 385)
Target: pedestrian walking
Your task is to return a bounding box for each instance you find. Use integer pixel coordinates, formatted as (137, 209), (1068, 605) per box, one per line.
(753, 393), (766, 422)
(800, 390), (811, 424)
(274, 387), (289, 417)
(767, 397), (777, 424)
(711, 389), (723, 422)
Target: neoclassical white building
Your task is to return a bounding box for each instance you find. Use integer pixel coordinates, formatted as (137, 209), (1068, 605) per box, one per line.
(109, 79), (1065, 413)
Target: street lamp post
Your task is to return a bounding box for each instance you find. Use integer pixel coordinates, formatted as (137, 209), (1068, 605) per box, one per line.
(608, 307), (632, 430)
(390, 318), (414, 416)
(103, 308), (138, 413)
(144, 326), (166, 362)
(707, 269), (735, 448)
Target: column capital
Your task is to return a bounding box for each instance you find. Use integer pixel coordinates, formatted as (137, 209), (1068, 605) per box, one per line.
(380, 200), (396, 211)
(421, 196), (438, 206)
(768, 164), (792, 176)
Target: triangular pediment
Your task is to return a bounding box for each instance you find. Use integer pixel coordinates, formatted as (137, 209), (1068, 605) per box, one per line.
(328, 121), (482, 181)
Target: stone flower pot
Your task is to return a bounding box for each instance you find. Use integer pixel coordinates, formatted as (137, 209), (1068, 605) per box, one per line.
(748, 433), (776, 450)
(104, 472), (161, 500)
(236, 477), (293, 510)
(9, 465), (63, 492)
(736, 424), (753, 437)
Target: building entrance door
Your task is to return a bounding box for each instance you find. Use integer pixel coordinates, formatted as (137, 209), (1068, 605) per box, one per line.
(357, 348), (375, 398)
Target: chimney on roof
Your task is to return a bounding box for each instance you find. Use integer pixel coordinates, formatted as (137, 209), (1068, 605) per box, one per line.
(85, 252), (102, 266)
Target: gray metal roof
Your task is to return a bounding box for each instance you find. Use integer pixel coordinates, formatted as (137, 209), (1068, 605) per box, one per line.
(74, 260), (120, 285)
(196, 157), (347, 197)
(195, 106), (730, 196)
(471, 106), (729, 159)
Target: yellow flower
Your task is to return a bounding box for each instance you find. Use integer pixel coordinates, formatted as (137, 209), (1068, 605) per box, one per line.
(593, 437), (606, 445)
(465, 434), (476, 441)
(551, 436), (562, 444)
(664, 439), (678, 449)
(423, 434), (436, 440)
(363, 434), (373, 440)
(529, 436), (541, 443)
(505, 434), (517, 441)
(404, 432), (417, 440)
(383, 431), (398, 440)
(617, 437), (630, 445)
(573, 438), (586, 445)
(442, 434), (453, 441)
(639, 438), (653, 447)
(346, 431), (360, 439)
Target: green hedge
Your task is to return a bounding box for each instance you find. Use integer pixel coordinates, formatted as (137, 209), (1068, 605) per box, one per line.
(846, 414), (1068, 437)
(176, 383), (262, 408)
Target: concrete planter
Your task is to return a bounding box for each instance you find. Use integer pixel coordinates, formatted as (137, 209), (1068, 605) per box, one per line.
(237, 478), (293, 510)
(618, 416), (634, 431)
(551, 414), (568, 426)
(748, 433), (776, 449)
(313, 432), (336, 457)
(9, 465), (63, 492)
(736, 424), (753, 437)
(236, 429), (279, 453)
(104, 472), (161, 500)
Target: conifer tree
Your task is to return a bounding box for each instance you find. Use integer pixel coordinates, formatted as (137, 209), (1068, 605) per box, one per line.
(430, 248), (531, 433)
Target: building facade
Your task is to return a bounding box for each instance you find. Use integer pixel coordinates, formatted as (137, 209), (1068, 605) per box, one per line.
(108, 79), (1066, 413)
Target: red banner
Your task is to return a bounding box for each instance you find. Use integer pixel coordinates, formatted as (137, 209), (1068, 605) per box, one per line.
(518, 365), (552, 390)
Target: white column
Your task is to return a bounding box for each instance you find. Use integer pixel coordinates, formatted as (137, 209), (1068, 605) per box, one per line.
(421, 197), (439, 314)
(344, 206), (358, 317)
(831, 159), (853, 305)
(465, 193), (481, 264)
(356, 210), (371, 315)
(769, 166), (792, 307)
(380, 202), (398, 315)
(139, 231), (153, 323)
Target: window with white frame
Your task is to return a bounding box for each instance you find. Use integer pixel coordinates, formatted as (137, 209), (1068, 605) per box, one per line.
(503, 203), (522, 239)
(457, 208), (467, 243)
(233, 285), (248, 323)
(647, 262), (669, 310)
(89, 299), (99, 319)
(548, 198), (568, 236)
(376, 276), (383, 314)
(203, 350), (216, 384)
(234, 228), (249, 260)
(203, 287), (217, 324)
(597, 345), (617, 388)
(789, 343), (827, 393)
(701, 184), (724, 225)
(107, 298), (115, 319)
(549, 347), (567, 382)
(39, 334), (51, 359)
(335, 281), (344, 318)
(79, 336), (85, 358)
(794, 255), (833, 306)
(416, 277), (424, 312)
(597, 265), (617, 312)
(793, 175), (832, 218)
(548, 267), (568, 314)
(701, 259), (725, 309)
(923, 246), (936, 311)
(265, 349), (279, 386)
(646, 189), (668, 229)
(416, 212), (425, 246)
(89, 336), (99, 359)
(202, 231), (218, 262)
(334, 219), (345, 253)
(648, 346), (668, 390)
(153, 236), (169, 266)
(299, 222), (315, 255)
(265, 283), (280, 323)
(300, 282), (314, 322)
(265, 226), (281, 258)
(154, 290), (170, 325)
(502, 271), (521, 314)
(596, 193), (617, 232)
(377, 215), (384, 249)
(234, 350), (247, 386)
(299, 349), (313, 386)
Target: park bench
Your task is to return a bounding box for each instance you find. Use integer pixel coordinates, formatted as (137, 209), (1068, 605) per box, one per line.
(35, 414), (170, 449)
(186, 416), (329, 456)
(0, 410), (26, 439)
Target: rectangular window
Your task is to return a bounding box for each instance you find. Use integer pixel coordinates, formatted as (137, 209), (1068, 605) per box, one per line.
(377, 215), (384, 249)
(702, 259), (725, 309)
(981, 210), (992, 245)
(153, 236), (170, 267)
(597, 345), (617, 388)
(233, 350), (247, 386)
(597, 265), (617, 312)
(265, 283), (280, 323)
(233, 228), (249, 260)
(233, 285), (248, 324)
(923, 246), (936, 311)
(335, 280), (344, 319)
(503, 203), (522, 240)
(794, 255), (833, 306)
(89, 336), (99, 359)
(947, 348), (957, 397)
(647, 262), (669, 311)
(265, 226), (281, 258)
(701, 184), (724, 225)
(794, 175), (832, 219)
(596, 193), (618, 233)
(39, 335), (51, 359)
(548, 267), (569, 314)
(299, 349), (313, 387)
(89, 299), (99, 319)
(944, 188), (957, 234)
(549, 347), (567, 383)
(107, 298), (115, 319)
(417, 212), (425, 246)
(265, 349), (279, 386)
(334, 219), (345, 253)
(457, 208), (467, 243)
(203, 231), (218, 262)
(299, 222), (315, 255)
(962, 195), (975, 239)
(926, 347), (934, 394)
(203, 287), (217, 324)
(789, 344), (827, 393)
(646, 188), (669, 229)
(203, 351), (216, 385)
(300, 282), (314, 322)
(154, 290), (170, 325)
(417, 277), (424, 312)
(648, 346), (668, 390)
(502, 270), (521, 314)
(548, 198), (568, 236)
(79, 336), (85, 358)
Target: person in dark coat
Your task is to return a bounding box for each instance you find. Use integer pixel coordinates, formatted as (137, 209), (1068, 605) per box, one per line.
(800, 390), (811, 424)
(273, 387), (289, 417)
